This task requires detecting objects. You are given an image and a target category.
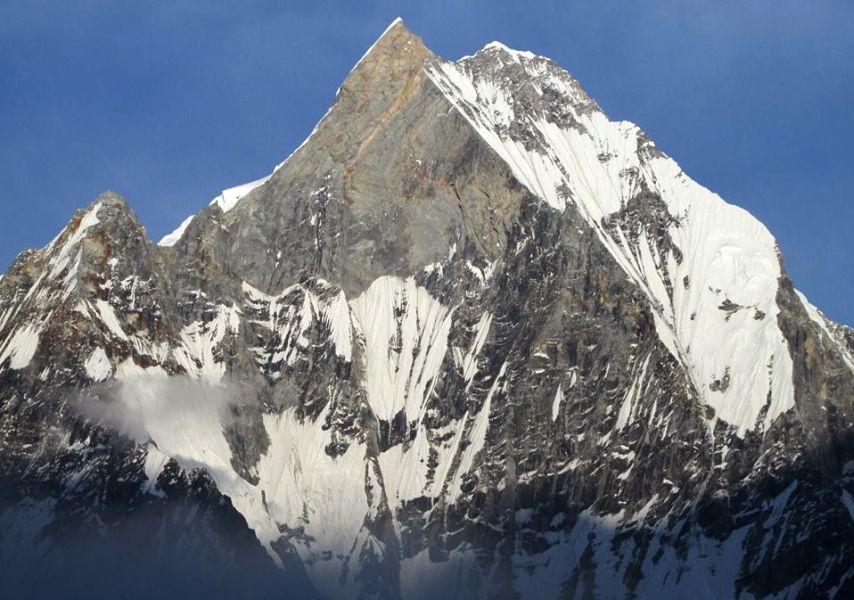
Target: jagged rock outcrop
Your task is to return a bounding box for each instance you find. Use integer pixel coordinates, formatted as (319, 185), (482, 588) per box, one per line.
(2, 18), (853, 599)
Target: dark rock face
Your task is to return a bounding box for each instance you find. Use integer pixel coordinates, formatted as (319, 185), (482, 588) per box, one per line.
(1, 18), (853, 600)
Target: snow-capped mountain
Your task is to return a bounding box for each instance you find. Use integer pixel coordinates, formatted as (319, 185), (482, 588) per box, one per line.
(2, 18), (853, 599)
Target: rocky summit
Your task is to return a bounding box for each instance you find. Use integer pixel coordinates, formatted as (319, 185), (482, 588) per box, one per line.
(2, 18), (853, 599)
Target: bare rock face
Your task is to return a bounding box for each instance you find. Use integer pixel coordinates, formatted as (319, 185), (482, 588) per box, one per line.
(2, 18), (854, 599)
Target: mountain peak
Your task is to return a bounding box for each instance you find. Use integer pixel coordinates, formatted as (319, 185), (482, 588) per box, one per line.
(382, 16), (405, 36)
(348, 17), (432, 76)
(478, 40), (539, 61)
(93, 189), (129, 210)
(7, 23), (852, 599)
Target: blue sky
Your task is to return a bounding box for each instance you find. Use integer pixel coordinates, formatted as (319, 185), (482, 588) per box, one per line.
(1, 1), (852, 324)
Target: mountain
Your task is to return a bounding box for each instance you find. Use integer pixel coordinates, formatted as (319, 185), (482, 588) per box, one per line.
(2, 17), (853, 599)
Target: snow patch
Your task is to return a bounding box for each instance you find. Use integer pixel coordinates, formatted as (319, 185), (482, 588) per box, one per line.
(461, 311), (492, 389)
(157, 214), (194, 247)
(83, 347), (112, 382)
(0, 323), (42, 370)
(350, 276), (454, 423)
(551, 383), (563, 421)
(94, 299), (128, 341)
(141, 444), (169, 497)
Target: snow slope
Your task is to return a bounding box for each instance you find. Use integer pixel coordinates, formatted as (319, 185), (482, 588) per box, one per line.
(425, 47), (795, 435)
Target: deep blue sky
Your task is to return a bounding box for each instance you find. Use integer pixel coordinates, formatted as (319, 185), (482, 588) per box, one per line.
(1, 1), (851, 324)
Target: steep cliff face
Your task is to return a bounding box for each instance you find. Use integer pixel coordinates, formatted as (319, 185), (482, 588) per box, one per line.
(2, 18), (853, 599)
